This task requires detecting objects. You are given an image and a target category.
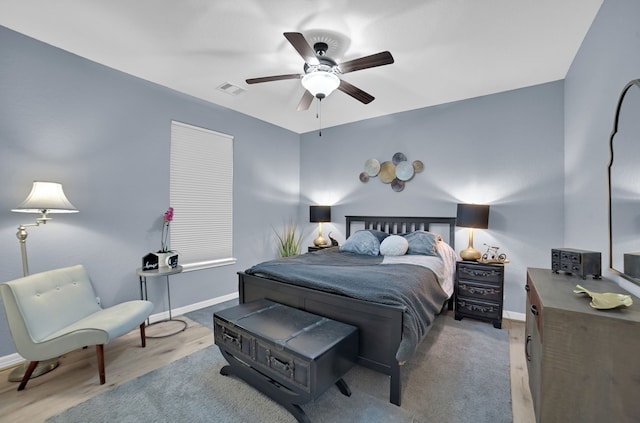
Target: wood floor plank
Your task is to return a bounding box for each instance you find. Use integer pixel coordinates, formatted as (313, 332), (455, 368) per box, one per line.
(505, 318), (536, 423)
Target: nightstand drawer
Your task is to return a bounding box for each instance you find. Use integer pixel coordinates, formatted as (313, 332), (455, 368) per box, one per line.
(457, 263), (504, 284)
(455, 297), (502, 321)
(457, 280), (502, 302)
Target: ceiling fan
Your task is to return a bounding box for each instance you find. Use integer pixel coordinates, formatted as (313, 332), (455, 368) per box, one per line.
(246, 32), (394, 111)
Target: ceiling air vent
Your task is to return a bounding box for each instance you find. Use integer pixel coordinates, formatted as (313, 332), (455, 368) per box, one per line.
(217, 82), (246, 96)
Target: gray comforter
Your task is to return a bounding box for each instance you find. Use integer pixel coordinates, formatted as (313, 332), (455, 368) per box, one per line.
(245, 248), (449, 362)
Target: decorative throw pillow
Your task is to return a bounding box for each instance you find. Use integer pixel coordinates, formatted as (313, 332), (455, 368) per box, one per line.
(361, 229), (389, 243)
(379, 235), (409, 256)
(402, 231), (440, 256)
(340, 230), (381, 256)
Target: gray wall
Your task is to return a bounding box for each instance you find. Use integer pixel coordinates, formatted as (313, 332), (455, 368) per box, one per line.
(2, 0), (640, 360)
(299, 82), (566, 314)
(0, 27), (300, 357)
(564, 0), (640, 297)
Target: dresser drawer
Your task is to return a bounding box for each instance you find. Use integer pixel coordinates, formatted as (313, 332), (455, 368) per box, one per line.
(457, 280), (503, 302)
(525, 276), (543, 339)
(457, 263), (504, 284)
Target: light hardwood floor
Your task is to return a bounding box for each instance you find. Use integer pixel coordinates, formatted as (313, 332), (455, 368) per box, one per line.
(0, 316), (535, 422)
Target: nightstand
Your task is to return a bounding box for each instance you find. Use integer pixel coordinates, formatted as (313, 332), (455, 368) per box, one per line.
(308, 245), (332, 252)
(454, 261), (504, 329)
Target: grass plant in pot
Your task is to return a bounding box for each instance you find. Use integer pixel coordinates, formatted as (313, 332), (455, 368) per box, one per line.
(274, 220), (302, 257)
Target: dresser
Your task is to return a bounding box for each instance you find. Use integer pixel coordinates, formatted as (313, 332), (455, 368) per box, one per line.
(525, 268), (640, 423)
(455, 261), (504, 329)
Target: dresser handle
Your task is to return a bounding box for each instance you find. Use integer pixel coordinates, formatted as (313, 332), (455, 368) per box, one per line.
(530, 304), (539, 316)
(525, 335), (532, 361)
(525, 284), (530, 292)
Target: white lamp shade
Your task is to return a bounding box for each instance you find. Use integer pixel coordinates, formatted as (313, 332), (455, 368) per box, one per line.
(12, 181), (78, 213)
(301, 71), (340, 98)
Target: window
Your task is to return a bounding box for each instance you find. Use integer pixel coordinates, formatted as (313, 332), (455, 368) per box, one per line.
(170, 121), (235, 271)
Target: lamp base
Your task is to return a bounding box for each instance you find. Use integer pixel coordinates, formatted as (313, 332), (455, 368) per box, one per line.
(460, 247), (481, 261)
(8, 357), (59, 382)
(313, 235), (328, 247)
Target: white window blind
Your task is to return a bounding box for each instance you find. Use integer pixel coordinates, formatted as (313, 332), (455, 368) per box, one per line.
(170, 121), (235, 271)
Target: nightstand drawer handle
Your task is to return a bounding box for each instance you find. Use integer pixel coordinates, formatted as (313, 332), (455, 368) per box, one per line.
(525, 335), (532, 362)
(525, 284), (530, 292)
(530, 304), (539, 316)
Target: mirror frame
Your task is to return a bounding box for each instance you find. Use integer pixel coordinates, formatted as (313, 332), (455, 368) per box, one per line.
(607, 78), (640, 285)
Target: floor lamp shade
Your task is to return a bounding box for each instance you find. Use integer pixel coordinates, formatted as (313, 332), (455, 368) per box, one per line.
(456, 204), (489, 261)
(310, 206), (331, 246)
(12, 181), (79, 276)
(12, 181), (78, 214)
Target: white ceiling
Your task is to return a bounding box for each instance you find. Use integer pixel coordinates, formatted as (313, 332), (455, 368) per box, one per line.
(0, 0), (603, 134)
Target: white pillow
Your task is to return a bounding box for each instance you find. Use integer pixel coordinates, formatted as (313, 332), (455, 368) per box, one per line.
(379, 235), (409, 256)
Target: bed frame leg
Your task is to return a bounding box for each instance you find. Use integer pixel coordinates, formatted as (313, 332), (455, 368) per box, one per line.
(390, 362), (401, 406)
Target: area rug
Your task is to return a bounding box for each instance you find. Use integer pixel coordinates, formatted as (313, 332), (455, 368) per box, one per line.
(46, 310), (511, 423)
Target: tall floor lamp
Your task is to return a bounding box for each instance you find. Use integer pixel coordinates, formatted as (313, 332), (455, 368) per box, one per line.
(8, 181), (78, 382)
(456, 203), (490, 261)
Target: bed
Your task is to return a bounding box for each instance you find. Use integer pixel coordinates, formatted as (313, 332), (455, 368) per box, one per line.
(237, 215), (457, 406)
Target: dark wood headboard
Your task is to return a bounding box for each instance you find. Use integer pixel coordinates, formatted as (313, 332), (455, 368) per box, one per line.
(345, 215), (457, 249)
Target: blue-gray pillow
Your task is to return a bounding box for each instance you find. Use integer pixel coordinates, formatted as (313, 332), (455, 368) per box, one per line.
(401, 231), (439, 256)
(340, 230), (381, 255)
(364, 229), (389, 243)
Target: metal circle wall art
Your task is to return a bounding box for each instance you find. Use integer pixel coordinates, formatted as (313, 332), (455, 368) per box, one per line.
(359, 152), (423, 192)
(379, 161), (396, 183)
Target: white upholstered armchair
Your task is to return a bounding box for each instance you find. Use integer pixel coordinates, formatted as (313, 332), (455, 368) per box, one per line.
(0, 264), (153, 390)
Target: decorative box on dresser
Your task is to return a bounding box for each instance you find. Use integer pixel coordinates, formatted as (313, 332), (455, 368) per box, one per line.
(525, 268), (640, 423)
(455, 261), (504, 329)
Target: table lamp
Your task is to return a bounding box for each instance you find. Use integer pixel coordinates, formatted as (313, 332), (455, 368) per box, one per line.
(456, 203), (489, 261)
(310, 205), (331, 246)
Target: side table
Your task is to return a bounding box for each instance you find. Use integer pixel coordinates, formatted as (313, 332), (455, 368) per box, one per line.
(136, 265), (187, 337)
(454, 261), (505, 329)
(308, 245), (333, 252)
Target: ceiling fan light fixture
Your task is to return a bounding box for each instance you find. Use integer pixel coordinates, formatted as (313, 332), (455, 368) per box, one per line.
(301, 71), (340, 99)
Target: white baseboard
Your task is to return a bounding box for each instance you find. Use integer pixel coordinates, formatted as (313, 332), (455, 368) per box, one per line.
(504, 310), (526, 322)
(0, 353), (26, 371)
(147, 292), (238, 324)
(0, 292), (239, 371)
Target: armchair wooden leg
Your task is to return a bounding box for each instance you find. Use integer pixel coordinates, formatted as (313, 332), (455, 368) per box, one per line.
(140, 323), (147, 348)
(17, 361), (39, 391)
(96, 344), (105, 385)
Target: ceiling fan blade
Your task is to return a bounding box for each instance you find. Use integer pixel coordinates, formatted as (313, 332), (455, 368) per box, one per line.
(297, 90), (314, 111)
(338, 80), (375, 104)
(339, 51), (394, 74)
(283, 32), (320, 66)
(246, 74), (301, 84)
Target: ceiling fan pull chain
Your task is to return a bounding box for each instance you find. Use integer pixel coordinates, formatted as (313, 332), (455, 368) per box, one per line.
(317, 98), (322, 137)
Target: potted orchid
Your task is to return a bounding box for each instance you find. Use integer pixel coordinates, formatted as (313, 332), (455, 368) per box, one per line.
(159, 207), (174, 253)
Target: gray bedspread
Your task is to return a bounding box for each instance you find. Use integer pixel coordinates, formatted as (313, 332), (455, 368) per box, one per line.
(245, 248), (449, 362)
